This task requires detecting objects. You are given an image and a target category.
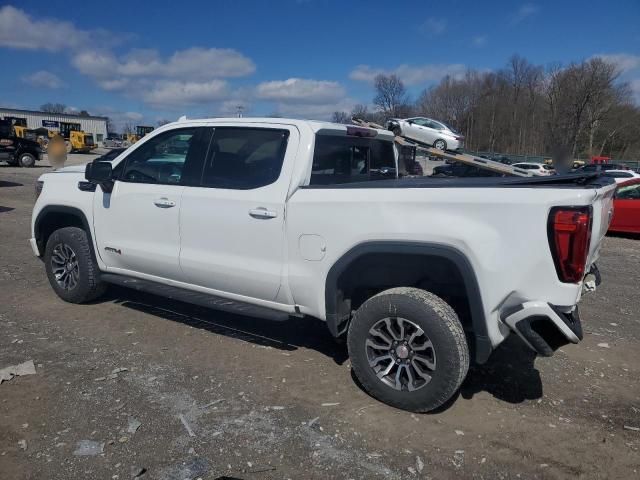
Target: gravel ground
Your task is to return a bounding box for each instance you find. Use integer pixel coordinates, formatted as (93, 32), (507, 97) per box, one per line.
(1, 154), (639, 479)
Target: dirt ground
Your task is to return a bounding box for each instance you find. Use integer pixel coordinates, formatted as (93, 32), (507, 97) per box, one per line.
(1, 154), (639, 480)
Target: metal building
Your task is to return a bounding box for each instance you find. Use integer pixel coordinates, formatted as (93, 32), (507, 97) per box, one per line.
(0, 107), (108, 145)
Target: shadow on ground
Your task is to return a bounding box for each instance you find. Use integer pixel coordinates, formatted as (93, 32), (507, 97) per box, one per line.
(104, 285), (349, 365)
(100, 286), (543, 409)
(460, 335), (542, 403)
(0, 180), (24, 187)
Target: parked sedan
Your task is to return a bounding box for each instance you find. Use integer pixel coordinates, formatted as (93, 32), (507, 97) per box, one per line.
(511, 162), (552, 175)
(386, 117), (464, 151)
(609, 178), (640, 234)
(600, 169), (640, 184)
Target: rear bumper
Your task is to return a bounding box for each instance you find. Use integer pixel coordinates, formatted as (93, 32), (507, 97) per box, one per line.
(503, 301), (583, 356)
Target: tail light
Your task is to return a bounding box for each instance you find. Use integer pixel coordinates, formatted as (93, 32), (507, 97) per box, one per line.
(548, 207), (592, 283)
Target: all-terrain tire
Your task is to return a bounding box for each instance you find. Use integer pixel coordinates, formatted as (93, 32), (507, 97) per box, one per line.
(44, 227), (107, 303)
(347, 287), (469, 412)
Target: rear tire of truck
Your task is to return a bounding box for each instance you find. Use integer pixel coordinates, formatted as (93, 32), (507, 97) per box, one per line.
(44, 227), (107, 304)
(347, 287), (469, 412)
(18, 153), (35, 168)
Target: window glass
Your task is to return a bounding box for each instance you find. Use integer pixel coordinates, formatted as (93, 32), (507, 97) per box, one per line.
(201, 128), (289, 189)
(616, 184), (640, 199)
(120, 128), (197, 185)
(412, 118), (429, 126)
(310, 135), (396, 185)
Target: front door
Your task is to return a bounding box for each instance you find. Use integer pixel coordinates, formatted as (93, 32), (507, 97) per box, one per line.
(93, 126), (212, 280)
(179, 125), (298, 301)
(612, 181), (640, 232)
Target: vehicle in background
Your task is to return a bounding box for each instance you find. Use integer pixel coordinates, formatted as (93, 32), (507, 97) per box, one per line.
(600, 169), (640, 184)
(386, 117), (464, 151)
(125, 126), (155, 145)
(104, 136), (124, 148)
(580, 163), (630, 172)
(609, 178), (640, 234)
(0, 119), (42, 167)
(572, 160), (586, 169)
(511, 162), (552, 175)
(94, 147), (127, 162)
(67, 130), (96, 153)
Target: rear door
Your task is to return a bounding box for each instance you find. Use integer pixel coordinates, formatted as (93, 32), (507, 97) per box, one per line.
(93, 126), (212, 280)
(179, 124), (298, 301)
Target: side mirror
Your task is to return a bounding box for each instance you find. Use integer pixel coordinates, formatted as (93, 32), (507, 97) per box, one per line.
(407, 120), (413, 124)
(85, 161), (114, 192)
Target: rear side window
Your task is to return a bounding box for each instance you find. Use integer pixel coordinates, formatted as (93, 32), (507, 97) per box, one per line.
(201, 128), (289, 190)
(310, 135), (396, 185)
(604, 172), (632, 178)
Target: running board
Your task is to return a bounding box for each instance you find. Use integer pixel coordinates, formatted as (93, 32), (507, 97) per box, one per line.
(100, 273), (291, 322)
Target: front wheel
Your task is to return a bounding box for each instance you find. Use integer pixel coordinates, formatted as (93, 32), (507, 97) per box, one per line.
(347, 287), (469, 412)
(18, 153), (36, 168)
(433, 139), (447, 150)
(44, 227), (106, 303)
(392, 126), (402, 137)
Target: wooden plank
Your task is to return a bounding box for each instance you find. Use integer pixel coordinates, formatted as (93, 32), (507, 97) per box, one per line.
(394, 136), (534, 177)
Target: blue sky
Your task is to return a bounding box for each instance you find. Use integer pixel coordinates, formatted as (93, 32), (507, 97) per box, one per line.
(1, 0), (639, 129)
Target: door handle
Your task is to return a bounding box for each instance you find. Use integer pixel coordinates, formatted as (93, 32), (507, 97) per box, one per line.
(153, 197), (176, 208)
(249, 207), (277, 219)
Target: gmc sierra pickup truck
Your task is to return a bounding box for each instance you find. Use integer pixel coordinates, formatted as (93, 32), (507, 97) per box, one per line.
(31, 118), (616, 412)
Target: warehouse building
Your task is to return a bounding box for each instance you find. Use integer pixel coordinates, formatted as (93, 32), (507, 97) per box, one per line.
(0, 107), (108, 145)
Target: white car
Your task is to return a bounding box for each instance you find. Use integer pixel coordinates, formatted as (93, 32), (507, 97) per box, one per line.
(386, 117), (464, 151)
(600, 169), (640, 184)
(31, 117), (616, 412)
(512, 162), (553, 176)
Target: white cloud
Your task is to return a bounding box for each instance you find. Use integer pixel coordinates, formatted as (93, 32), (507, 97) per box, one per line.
(420, 17), (447, 35)
(349, 63), (467, 86)
(0, 5), (87, 51)
(593, 53), (640, 73)
(510, 4), (538, 25)
(256, 78), (346, 104)
(142, 80), (229, 108)
(22, 70), (65, 89)
(73, 47), (254, 82)
(0, 6), (129, 51)
(472, 35), (488, 48)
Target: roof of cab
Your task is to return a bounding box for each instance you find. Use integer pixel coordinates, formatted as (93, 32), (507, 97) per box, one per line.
(171, 116), (394, 139)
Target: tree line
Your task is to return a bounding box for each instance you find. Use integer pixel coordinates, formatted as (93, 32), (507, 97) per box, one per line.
(333, 55), (640, 162)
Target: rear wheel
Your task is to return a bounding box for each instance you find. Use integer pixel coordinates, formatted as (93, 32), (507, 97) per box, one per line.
(18, 153), (36, 168)
(347, 287), (469, 412)
(44, 227), (106, 303)
(433, 139), (447, 150)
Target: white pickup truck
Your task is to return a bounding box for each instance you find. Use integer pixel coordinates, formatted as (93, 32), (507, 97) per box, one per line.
(31, 118), (616, 412)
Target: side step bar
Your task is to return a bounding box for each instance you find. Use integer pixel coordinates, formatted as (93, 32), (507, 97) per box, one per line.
(100, 273), (291, 322)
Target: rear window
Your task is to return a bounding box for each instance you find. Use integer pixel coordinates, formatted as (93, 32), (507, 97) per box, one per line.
(310, 135), (396, 185)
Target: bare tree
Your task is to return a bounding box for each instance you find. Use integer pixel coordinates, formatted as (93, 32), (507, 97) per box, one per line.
(373, 74), (408, 119)
(79, 110), (90, 117)
(105, 117), (115, 134)
(331, 111), (350, 124)
(156, 118), (171, 127)
(40, 103), (66, 114)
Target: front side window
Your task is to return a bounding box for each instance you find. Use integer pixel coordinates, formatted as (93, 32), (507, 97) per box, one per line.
(310, 135), (396, 185)
(201, 128), (289, 190)
(120, 128), (198, 185)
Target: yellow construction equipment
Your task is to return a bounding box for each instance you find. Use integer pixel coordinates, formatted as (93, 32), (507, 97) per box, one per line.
(125, 125), (154, 145)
